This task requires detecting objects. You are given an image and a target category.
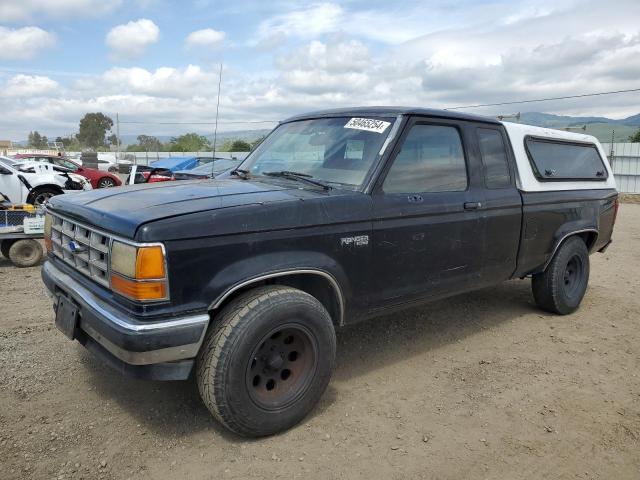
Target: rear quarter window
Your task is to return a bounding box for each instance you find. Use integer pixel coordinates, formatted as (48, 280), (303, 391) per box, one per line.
(525, 137), (607, 181)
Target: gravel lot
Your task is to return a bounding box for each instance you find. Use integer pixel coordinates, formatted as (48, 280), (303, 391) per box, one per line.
(1, 205), (639, 480)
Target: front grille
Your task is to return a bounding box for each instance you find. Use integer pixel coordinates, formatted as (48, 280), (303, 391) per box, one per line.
(50, 213), (111, 287)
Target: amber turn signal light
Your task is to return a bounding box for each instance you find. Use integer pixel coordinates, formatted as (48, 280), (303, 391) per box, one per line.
(111, 274), (167, 301)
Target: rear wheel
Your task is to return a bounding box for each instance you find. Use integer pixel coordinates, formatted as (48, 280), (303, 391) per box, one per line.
(532, 236), (589, 314)
(196, 286), (336, 437)
(8, 239), (43, 267)
(97, 177), (117, 188)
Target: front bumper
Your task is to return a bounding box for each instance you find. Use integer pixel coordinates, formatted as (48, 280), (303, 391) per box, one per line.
(41, 260), (209, 380)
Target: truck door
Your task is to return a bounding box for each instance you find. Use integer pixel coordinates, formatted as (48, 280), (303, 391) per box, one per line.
(473, 126), (522, 284)
(370, 118), (486, 309)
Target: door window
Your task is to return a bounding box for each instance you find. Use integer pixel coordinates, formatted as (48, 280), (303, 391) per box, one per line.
(477, 128), (511, 188)
(382, 124), (467, 193)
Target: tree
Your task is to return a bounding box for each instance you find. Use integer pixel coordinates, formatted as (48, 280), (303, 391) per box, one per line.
(27, 131), (48, 148)
(77, 112), (114, 149)
(229, 139), (252, 152)
(167, 133), (210, 152)
(135, 135), (163, 151)
(630, 129), (640, 143)
(107, 133), (118, 147)
(250, 136), (266, 150)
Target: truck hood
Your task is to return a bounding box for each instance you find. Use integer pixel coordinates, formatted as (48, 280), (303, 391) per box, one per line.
(47, 178), (320, 238)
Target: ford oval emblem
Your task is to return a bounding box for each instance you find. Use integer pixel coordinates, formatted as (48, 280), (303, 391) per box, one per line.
(68, 241), (86, 253)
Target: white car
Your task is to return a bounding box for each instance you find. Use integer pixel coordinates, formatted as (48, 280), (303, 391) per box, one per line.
(96, 154), (132, 173)
(0, 156), (92, 206)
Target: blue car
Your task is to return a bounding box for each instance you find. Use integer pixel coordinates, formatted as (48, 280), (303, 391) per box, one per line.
(149, 156), (199, 172)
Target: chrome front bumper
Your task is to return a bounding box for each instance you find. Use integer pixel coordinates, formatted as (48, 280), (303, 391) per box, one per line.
(42, 260), (210, 368)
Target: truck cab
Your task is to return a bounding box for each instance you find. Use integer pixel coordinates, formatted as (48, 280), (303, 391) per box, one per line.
(41, 107), (618, 437)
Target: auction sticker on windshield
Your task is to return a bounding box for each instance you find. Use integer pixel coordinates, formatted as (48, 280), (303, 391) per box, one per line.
(344, 118), (391, 134)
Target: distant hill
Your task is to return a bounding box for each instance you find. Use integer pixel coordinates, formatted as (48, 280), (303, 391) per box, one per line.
(516, 112), (640, 142)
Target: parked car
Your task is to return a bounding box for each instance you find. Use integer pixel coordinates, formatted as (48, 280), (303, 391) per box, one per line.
(15, 154), (122, 188)
(42, 107), (618, 437)
(0, 156), (92, 205)
(96, 153), (132, 173)
(127, 157), (237, 183)
(173, 158), (241, 180)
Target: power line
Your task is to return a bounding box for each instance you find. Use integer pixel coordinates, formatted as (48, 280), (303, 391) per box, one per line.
(118, 120), (278, 125)
(444, 87), (640, 110)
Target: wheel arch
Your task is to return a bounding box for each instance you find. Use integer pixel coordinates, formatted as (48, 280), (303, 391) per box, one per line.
(26, 183), (64, 203)
(208, 269), (345, 327)
(541, 228), (598, 272)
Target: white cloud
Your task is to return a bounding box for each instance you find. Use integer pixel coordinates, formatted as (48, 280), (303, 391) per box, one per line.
(256, 3), (343, 42)
(0, 26), (56, 60)
(105, 19), (159, 60)
(185, 28), (225, 50)
(98, 65), (218, 98)
(3, 0), (640, 140)
(0, 0), (122, 22)
(2, 75), (59, 97)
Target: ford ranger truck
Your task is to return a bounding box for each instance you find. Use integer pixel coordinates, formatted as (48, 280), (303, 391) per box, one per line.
(41, 107), (618, 437)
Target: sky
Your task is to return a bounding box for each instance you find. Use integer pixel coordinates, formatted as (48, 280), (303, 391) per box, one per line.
(0, 0), (639, 140)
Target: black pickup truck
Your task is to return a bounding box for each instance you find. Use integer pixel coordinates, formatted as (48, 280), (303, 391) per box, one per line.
(42, 107), (618, 437)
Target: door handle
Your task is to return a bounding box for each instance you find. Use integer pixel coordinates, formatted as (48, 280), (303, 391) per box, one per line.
(464, 201), (482, 210)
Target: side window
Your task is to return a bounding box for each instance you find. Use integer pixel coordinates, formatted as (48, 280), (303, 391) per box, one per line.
(477, 128), (511, 188)
(383, 124), (467, 193)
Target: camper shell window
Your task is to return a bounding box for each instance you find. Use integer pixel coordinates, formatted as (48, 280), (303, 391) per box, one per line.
(524, 136), (608, 181)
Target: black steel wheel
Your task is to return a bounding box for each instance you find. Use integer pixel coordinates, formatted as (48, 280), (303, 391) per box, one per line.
(97, 177), (117, 188)
(246, 324), (318, 410)
(532, 236), (590, 314)
(197, 285), (336, 437)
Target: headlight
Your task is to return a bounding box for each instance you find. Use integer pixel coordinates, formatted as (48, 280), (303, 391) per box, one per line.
(110, 240), (167, 301)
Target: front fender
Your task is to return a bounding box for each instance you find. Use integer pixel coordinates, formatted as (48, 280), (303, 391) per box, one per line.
(205, 250), (350, 314)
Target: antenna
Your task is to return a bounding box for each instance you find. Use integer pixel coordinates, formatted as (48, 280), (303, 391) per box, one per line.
(211, 63), (223, 177)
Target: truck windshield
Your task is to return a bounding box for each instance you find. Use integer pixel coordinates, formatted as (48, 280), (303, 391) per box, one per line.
(242, 116), (396, 189)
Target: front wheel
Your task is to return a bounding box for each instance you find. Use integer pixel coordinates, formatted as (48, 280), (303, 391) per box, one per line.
(196, 286), (336, 437)
(532, 236), (590, 314)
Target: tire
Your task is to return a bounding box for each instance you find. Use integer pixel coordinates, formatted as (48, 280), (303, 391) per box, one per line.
(196, 285), (336, 437)
(97, 177), (117, 188)
(8, 239), (43, 267)
(27, 186), (62, 206)
(1, 239), (16, 258)
(532, 236), (590, 315)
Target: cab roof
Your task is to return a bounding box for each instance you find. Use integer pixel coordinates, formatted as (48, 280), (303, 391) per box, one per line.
(282, 106), (501, 125)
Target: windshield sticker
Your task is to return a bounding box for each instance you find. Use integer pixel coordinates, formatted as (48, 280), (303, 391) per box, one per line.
(344, 118), (391, 134)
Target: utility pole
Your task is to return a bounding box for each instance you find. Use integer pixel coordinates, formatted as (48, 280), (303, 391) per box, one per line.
(116, 112), (121, 161)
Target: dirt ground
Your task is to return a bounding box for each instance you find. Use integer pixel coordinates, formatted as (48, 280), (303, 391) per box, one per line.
(1, 205), (639, 480)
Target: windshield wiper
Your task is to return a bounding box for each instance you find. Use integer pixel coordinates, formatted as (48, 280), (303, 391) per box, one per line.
(263, 171), (332, 190)
(230, 168), (250, 179)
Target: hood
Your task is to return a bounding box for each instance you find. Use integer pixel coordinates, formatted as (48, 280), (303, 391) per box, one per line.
(47, 178), (322, 238)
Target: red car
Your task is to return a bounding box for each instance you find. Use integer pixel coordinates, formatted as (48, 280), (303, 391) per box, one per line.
(14, 154), (122, 188)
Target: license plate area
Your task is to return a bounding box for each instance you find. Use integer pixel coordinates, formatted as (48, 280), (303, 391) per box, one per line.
(55, 295), (79, 340)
